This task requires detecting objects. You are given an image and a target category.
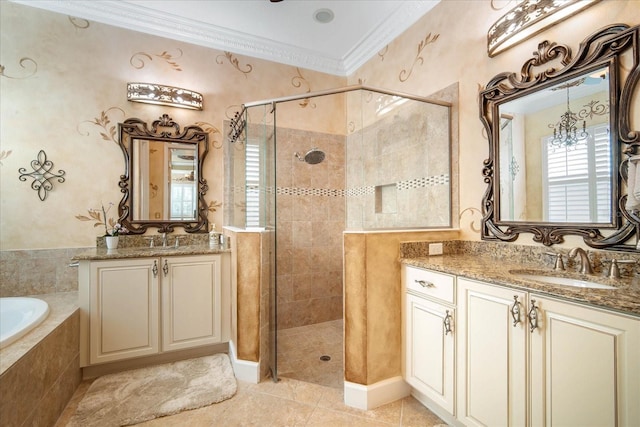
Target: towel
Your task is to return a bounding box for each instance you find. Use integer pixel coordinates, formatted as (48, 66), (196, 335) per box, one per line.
(625, 155), (640, 212)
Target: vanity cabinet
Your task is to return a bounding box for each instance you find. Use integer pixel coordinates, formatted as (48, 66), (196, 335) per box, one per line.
(456, 277), (528, 426)
(402, 265), (456, 415)
(161, 255), (222, 352)
(87, 258), (159, 365)
(456, 277), (640, 427)
(529, 295), (640, 427)
(80, 254), (226, 366)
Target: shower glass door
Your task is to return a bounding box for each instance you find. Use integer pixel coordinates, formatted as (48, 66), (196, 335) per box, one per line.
(245, 103), (278, 381)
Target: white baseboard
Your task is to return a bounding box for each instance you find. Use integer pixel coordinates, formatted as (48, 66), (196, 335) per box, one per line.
(344, 376), (410, 410)
(228, 340), (260, 383)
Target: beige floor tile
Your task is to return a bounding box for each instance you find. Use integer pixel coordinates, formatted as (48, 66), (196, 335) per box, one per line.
(56, 319), (446, 427)
(305, 407), (395, 427)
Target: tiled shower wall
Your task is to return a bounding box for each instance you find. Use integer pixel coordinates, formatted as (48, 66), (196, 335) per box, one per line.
(346, 97), (452, 229)
(275, 127), (345, 329)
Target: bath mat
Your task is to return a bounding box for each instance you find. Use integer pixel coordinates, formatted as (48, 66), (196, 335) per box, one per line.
(68, 353), (237, 426)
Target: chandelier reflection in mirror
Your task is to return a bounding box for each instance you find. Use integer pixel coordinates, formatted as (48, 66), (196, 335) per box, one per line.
(549, 82), (589, 149)
(127, 82), (203, 110)
(487, 0), (601, 57)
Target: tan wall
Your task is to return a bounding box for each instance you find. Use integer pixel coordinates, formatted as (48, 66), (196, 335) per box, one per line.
(234, 232), (262, 362)
(344, 230), (460, 385)
(347, 0), (640, 248)
(0, 2), (345, 251)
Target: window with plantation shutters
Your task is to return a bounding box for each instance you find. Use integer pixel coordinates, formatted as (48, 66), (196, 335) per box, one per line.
(245, 142), (261, 227)
(542, 124), (611, 223)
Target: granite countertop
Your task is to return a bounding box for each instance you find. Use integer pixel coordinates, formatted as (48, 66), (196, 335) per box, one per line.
(72, 244), (230, 261)
(402, 254), (640, 318)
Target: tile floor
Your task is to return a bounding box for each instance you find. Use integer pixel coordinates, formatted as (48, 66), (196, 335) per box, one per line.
(55, 319), (447, 426)
(57, 377), (447, 426)
(276, 319), (344, 389)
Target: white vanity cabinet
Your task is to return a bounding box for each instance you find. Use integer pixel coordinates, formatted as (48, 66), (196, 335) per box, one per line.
(86, 258), (160, 365)
(161, 255), (222, 352)
(529, 294), (640, 427)
(402, 265), (456, 416)
(456, 277), (528, 426)
(79, 254), (227, 367)
(456, 277), (640, 427)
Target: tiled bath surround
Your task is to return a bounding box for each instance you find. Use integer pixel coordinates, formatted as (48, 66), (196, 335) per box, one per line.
(0, 293), (80, 427)
(0, 249), (81, 297)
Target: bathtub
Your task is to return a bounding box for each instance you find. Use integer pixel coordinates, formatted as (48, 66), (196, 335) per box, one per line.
(0, 297), (50, 349)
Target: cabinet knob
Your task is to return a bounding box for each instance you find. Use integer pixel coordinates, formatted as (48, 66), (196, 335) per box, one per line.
(152, 260), (158, 277)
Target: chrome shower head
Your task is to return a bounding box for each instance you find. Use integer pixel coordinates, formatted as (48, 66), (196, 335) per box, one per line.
(295, 148), (325, 164)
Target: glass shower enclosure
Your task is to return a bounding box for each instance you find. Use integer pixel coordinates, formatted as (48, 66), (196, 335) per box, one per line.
(225, 85), (452, 383)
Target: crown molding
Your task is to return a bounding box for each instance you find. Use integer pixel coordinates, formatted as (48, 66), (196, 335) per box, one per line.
(342, 1), (438, 75)
(11, 0), (438, 76)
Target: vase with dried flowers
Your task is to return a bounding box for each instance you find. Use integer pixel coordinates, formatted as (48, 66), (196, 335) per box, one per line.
(76, 202), (128, 249)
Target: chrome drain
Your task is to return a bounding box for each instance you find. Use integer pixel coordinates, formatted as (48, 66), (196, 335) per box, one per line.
(319, 355), (331, 361)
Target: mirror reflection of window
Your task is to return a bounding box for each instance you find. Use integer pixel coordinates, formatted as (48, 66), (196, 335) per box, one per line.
(542, 124), (611, 223)
(168, 143), (197, 220)
(496, 65), (612, 224)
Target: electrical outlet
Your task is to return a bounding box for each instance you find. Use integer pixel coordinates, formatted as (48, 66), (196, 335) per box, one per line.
(429, 243), (443, 255)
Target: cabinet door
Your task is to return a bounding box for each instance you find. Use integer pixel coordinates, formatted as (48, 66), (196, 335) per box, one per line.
(161, 255), (222, 351)
(405, 293), (455, 414)
(89, 258), (159, 364)
(530, 295), (640, 427)
(457, 278), (527, 427)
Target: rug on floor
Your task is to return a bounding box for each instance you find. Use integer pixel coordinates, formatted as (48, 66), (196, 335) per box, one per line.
(68, 353), (237, 427)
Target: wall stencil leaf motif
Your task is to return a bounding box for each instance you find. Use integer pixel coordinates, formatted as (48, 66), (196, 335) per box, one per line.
(399, 32), (440, 83)
(0, 57), (38, 79)
(195, 122), (223, 149)
(460, 207), (482, 233)
(130, 48), (183, 71)
(216, 52), (253, 78)
(0, 150), (12, 166)
(68, 16), (90, 30)
(77, 107), (125, 145)
(291, 68), (316, 109)
(378, 45), (389, 62)
(207, 200), (222, 213)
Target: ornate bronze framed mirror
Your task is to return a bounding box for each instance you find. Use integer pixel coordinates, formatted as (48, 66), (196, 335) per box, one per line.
(118, 114), (210, 234)
(480, 24), (639, 249)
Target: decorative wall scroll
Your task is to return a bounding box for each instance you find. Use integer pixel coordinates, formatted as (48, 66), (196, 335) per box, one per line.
(18, 150), (66, 201)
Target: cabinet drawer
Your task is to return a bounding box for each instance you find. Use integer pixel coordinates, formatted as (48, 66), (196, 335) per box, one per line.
(404, 265), (455, 304)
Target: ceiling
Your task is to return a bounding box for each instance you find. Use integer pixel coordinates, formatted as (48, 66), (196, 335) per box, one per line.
(13, 0), (440, 76)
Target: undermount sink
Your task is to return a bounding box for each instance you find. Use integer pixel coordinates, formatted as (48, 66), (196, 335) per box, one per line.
(510, 270), (616, 290)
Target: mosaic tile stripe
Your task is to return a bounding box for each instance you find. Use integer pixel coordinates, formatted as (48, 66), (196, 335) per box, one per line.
(234, 174), (449, 197)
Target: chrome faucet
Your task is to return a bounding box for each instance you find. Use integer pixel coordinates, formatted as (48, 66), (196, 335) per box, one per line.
(161, 233), (168, 247)
(568, 247), (594, 275)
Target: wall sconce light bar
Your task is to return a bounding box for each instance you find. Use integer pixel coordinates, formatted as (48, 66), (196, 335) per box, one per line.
(127, 82), (203, 110)
(487, 0), (601, 58)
